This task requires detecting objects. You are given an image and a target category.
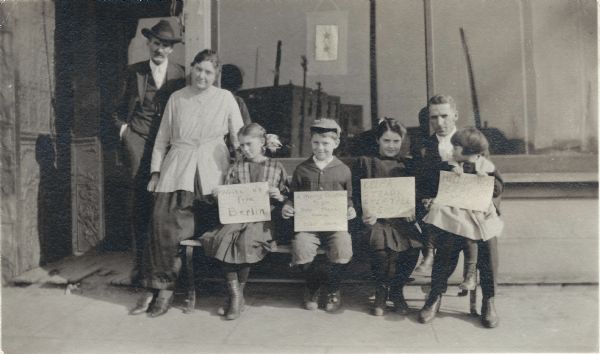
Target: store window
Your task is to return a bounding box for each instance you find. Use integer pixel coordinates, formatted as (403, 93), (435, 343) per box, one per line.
(218, 0), (597, 158)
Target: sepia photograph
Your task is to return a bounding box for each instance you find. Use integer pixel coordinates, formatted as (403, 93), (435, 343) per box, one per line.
(0, 0), (598, 353)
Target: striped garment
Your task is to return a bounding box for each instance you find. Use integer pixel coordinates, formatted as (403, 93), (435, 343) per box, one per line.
(224, 158), (289, 195)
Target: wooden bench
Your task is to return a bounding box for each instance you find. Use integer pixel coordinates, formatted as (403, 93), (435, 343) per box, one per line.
(179, 239), (477, 315)
(179, 156), (478, 315)
(180, 239), (326, 314)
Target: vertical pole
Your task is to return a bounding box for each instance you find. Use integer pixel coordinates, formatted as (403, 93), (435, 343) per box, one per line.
(519, 0), (536, 154)
(183, 0), (212, 76)
(424, 0), (434, 100)
(369, 0), (378, 128)
(254, 47), (259, 87)
(422, 0), (435, 137)
(274, 40), (282, 87)
(211, 0), (219, 53)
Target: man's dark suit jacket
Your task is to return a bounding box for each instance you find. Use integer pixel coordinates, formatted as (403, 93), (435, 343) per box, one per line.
(111, 60), (186, 138)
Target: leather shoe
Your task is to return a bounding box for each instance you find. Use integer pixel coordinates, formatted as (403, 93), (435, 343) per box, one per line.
(371, 285), (387, 316)
(481, 297), (499, 328)
(390, 285), (410, 315)
(459, 263), (477, 291)
(303, 285), (320, 311)
(418, 294), (441, 324)
(149, 293), (173, 318)
(325, 290), (343, 313)
(129, 292), (154, 315)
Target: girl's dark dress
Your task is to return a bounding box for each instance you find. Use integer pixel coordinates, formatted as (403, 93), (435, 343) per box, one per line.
(353, 156), (423, 251)
(200, 158), (288, 264)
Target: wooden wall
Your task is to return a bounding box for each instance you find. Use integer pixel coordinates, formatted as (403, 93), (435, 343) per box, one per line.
(1, 0), (70, 284)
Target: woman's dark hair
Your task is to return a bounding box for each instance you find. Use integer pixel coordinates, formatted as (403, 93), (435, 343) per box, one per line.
(191, 49), (220, 69)
(221, 64), (244, 92)
(374, 117), (407, 140)
(451, 127), (489, 155)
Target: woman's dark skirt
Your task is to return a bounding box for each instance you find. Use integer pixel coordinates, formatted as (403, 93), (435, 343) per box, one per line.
(140, 177), (218, 290)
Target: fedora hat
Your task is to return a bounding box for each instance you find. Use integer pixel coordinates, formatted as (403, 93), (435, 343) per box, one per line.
(142, 20), (182, 44)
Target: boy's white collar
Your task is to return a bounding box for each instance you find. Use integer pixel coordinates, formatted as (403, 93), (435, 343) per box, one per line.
(312, 155), (334, 170)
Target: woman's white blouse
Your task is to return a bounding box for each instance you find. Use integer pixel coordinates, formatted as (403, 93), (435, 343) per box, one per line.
(150, 86), (244, 194)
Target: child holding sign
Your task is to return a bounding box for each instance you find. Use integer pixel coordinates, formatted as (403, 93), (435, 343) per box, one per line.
(282, 118), (356, 313)
(419, 127), (504, 328)
(353, 118), (423, 316)
(201, 123), (288, 320)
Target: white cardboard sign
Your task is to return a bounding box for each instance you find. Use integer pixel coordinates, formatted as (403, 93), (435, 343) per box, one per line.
(360, 177), (415, 218)
(217, 182), (271, 224)
(294, 191), (347, 232)
(435, 171), (494, 211)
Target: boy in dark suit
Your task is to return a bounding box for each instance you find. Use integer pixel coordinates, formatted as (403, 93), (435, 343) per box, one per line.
(282, 118), (356, 313)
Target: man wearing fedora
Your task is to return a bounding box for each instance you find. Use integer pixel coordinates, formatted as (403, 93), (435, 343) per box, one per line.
(111, 20), (186, 284)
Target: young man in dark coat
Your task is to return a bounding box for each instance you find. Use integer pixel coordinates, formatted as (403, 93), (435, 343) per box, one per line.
(416, 94), (500, 328)
(111, 20), (186, 284)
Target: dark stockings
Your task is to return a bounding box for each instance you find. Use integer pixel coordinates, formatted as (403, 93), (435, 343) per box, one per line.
(301, 261), (345, 294)
(222, 263), (251, 282)
(370, 248), (420, 287)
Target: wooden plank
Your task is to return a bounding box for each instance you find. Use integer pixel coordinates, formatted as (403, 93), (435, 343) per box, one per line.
(179, 240), (325, 254)
(11, 251), (133, 285)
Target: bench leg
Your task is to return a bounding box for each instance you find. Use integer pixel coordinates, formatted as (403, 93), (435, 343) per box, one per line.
(183, 245), (196, 314)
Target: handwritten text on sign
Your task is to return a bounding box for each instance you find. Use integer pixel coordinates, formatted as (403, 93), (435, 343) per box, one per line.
(218, 182), (271, 224)
(294, 191), (347, 232)
(361, 177), (415, 218)
(435, 171), (494, 211)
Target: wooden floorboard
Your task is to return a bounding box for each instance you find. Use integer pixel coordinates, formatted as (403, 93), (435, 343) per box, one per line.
(11, 250), (134, 286)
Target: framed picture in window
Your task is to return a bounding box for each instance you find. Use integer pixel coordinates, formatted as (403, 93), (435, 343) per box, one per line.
(307, 10), (348, 75)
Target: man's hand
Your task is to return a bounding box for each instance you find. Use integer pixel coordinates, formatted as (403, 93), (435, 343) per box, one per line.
(347, 206), (357, 220)
(282, 204), (295, 219)
(147, 172), (160, 192)
(119, 124), (128, 140)
(404, 215), (416, 223)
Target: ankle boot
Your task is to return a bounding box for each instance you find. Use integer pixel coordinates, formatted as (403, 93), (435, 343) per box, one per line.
(418, 293), (441, 324)
(459, 263), (477, 291)
(129, 291), (154, 315)
(390, 285), (410, 315)
(303, 284), (320, 311)
(225, 280), (241, 320)
(149, 290), (173, 318)
(217, 297), (228, 316)
(325, 290), (342, 313)
(481, 297), (499, 328)
(218, 281), (246, 316)
(371, 285), (387, 316)
(239, 282), (246, 310)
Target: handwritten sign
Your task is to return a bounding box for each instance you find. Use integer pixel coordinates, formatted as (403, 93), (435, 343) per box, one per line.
(435, 171), (494, 211)
(217, 182), (271, 224)
(294, 191), (347, 232)
(361, 177), (415, 218)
